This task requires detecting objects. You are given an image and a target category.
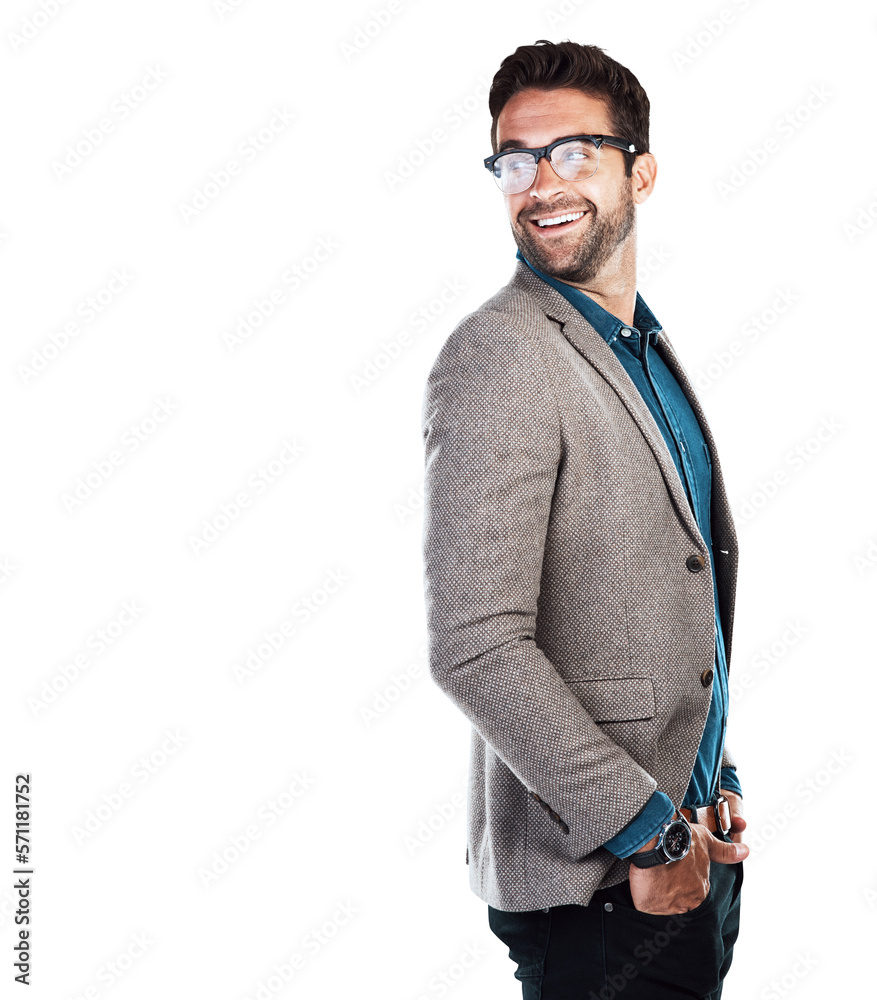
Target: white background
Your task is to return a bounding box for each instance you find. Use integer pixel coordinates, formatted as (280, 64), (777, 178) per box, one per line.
(2, 1), (875, 997)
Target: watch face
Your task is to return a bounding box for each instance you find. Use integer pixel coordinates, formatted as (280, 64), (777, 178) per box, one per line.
(663, 821), (691, 860)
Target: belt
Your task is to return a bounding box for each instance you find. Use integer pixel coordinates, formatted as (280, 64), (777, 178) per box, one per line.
(679, 794), (732, 836)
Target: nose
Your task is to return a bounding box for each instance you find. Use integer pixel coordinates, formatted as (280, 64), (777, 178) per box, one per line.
(528, 153), (565, 200)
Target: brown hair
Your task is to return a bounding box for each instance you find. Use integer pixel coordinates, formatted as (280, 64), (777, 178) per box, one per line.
(488, 39), (649, 177)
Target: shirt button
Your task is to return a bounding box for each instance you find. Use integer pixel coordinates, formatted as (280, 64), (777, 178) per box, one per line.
(604, 902), (614, 912)
(620, 328), (631, 337)
(701, 668), (714, 687)
(686, 554), (705, 572)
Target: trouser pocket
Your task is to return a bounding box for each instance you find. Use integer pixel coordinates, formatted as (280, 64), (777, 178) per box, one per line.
(599, 858), (741, 999)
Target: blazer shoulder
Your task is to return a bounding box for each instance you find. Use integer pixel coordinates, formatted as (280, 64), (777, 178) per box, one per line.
(421, 297), (562, 437)
(427, 279), (553, 373)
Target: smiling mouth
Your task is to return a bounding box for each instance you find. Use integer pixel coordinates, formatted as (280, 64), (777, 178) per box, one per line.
(528, 209), (588, 233)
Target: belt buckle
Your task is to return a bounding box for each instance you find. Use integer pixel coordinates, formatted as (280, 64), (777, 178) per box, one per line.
(712, 794), (731, 836)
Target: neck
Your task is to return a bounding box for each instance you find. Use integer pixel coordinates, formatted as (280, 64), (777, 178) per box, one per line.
(559, 239), (638, 327)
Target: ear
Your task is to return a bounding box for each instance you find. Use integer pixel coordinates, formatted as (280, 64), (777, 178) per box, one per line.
(631, 152), (657, 204)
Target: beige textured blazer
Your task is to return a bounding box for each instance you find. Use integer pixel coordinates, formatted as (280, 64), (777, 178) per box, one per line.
(420, 258), (740, 912)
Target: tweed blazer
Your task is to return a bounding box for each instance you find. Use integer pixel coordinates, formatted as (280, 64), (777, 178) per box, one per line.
(420, 258), (740, 912)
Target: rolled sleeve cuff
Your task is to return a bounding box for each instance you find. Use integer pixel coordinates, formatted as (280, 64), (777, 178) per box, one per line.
(719, 766), (742, 797)
(603, 790), (676, 859)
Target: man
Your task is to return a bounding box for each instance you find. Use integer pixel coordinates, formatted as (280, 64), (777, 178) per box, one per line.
(420, 40), (749, 998)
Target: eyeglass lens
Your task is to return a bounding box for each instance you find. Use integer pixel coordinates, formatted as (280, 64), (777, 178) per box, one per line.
(493, 138), (600, 194)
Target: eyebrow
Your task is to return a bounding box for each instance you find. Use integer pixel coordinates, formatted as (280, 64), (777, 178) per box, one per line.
(497, 133), (593, 153)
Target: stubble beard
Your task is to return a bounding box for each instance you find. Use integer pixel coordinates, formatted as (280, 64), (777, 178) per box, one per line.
(513, 181), (636, 284)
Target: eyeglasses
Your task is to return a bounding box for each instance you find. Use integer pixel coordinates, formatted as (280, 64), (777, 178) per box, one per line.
(484, 134), (638, 194)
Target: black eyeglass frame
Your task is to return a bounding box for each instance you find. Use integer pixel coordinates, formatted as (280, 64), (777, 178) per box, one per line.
(484, 134), (638, 185)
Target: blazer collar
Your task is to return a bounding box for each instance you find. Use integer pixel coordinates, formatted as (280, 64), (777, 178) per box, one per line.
(515, 247), (663, 347)
(509, 258), (715, 551)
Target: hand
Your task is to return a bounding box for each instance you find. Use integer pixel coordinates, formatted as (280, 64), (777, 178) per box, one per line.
(720, 787), (746, 846)
(628, 818), (749, 916)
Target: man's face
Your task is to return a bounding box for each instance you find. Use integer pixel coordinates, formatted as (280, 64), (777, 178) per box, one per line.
(494, 87), (637, 284)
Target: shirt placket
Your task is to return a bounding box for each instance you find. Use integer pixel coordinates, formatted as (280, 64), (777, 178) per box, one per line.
(638, 328), (725, 803)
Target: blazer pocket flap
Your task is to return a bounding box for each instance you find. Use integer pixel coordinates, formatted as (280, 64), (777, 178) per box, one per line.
(566, 677), (656, 723)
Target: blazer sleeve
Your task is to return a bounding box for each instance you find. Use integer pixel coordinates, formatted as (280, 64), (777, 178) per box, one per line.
(421, 313), (659, 858)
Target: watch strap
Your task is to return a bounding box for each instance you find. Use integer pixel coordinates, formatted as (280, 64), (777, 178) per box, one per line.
(628, 846), (668, 868)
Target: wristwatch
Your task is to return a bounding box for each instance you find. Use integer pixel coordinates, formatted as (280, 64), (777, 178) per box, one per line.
(628, 810), (692, 868)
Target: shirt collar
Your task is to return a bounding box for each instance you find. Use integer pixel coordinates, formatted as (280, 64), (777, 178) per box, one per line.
(515, 247), (663, 347)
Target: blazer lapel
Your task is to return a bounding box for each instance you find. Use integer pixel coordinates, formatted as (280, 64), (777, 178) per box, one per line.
(510, 260), (706, 550)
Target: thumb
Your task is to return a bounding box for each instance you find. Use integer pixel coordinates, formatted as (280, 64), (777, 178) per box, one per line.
(706, 832), (749, 863)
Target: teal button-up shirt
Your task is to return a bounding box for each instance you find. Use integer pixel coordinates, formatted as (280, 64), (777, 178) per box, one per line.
(516, 249), (741, 857)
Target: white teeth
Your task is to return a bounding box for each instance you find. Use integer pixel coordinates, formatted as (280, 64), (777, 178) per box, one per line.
(536, 211), (585, 228)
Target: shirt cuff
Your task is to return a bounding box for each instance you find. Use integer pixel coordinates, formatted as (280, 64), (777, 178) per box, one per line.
(719, 766), (742, 797)
(602, 790), (676, 859)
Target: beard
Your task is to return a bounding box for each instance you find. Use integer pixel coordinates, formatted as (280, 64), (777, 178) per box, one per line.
(512, 180), (636, 284)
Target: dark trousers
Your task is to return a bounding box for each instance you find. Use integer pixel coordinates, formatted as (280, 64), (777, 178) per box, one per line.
(487, 832), (744, 999)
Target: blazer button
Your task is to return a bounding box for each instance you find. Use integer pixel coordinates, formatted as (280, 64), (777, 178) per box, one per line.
(701, 668), (714, 687)
(686, 554), (705, 572)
